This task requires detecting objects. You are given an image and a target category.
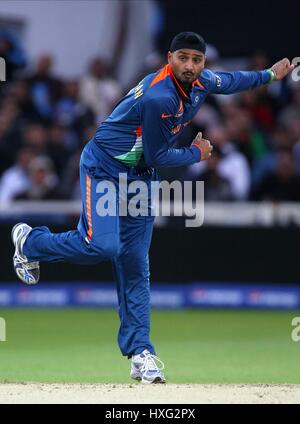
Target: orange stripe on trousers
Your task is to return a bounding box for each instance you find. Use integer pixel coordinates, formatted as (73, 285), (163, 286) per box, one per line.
(86, 175), (93, 241)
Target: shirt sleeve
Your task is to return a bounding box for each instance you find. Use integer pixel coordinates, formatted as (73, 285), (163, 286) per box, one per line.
(200, 68), (272, 95)
(141, 97), (201, 167)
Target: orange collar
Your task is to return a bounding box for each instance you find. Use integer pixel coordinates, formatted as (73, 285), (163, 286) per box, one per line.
(168, 64), (189, 100)
(150, 64), (204, 101)
(168, 64), (204, 100)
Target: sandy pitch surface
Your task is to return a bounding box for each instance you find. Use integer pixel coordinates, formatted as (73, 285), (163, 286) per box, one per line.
(0, 383), (300, 404)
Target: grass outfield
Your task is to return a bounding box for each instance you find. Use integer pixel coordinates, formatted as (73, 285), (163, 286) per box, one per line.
(0, 309), (299, 384)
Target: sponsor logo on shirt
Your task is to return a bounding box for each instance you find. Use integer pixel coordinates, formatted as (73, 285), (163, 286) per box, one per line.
(171, 124), (181, 134)
(161, 99), (184, 120)
(171, 120), (191, 134)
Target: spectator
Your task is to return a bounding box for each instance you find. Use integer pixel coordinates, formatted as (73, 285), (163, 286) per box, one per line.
(278, 87), (300, 135)
(60, 126), (96, 199)
(22, 124), (48, 156)
(251, 126), (294, 188)
(47, 124), (72, 177)
(222, 102), (269, 164)
(55, 79), (95, 140)
(251, 148), (300, 201)
(191, 102), (222, 133)
(0, 29), (27, 81)
(240, 87), (275, 132)
(0, 103), (23, 173)
(9, 79), (41, 123)
(14, 156), (61, 200)
(187, 126), (251, 200)
(26, 54), (62, 124)
(80, 57), (122, 123)
(194, 146), (233, 201)
(0, 146), (35, 203)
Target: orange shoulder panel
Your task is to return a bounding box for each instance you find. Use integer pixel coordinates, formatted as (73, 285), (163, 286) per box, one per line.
(149, 64), (171, 88)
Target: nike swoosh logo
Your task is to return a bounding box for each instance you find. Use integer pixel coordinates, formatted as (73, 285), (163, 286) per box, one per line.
(161, 113), (172, 119)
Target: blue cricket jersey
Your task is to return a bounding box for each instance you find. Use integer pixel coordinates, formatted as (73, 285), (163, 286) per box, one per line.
(94, 64), (272, 168)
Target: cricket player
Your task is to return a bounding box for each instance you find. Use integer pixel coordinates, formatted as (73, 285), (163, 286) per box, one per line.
(12, 32), (293, 383)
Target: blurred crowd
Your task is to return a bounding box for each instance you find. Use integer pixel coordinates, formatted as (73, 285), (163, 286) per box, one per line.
(1, 29), (300, 203)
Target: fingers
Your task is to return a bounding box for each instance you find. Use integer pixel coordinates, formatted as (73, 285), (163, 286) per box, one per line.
(283, 58), (294, 73)
(203, 139), (213, 157)
(192, 133), (214, 159)
(204, 138), (213, 149)
(278, 58), (290, 68)
(282, 57), (290, 66)
(204, 139), (213, 148)
(272, 58), (295, 79)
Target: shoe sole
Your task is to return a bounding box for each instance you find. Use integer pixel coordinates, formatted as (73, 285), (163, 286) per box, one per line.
(131, 376), (142, 382)
(142, 376), (166, 384)
(131, 374), (165, 384)
(11, 223), (40, 285)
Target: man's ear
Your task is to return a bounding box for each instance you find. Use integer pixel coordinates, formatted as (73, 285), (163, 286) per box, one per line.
(167, 51), (172, 64)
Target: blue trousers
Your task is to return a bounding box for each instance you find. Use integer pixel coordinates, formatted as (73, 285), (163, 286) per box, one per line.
(23, 140), (157, 357)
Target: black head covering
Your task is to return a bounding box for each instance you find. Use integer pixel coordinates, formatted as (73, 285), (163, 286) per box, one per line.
(170, 32), (206, 54)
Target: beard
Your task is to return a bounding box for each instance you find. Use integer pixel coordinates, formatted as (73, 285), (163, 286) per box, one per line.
(181, 72), (195, 81)
(178, 71), (198, 85)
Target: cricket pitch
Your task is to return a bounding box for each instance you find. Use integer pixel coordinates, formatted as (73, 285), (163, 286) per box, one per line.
(0, 383), (299, 404)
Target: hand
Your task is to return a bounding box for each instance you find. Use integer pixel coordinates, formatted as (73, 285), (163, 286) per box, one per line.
(191, 132), (213, 160)
(270, 58), (294, 80)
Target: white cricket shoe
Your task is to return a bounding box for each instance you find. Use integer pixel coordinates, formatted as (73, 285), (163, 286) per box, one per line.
(131, 349), (166, 384)
(12, 223), (40, 285)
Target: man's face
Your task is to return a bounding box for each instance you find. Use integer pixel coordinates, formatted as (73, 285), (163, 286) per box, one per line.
(168, 49), (206, 84)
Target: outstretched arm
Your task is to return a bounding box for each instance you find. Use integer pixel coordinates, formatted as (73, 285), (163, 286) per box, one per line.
(202, 58), (295, 95)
